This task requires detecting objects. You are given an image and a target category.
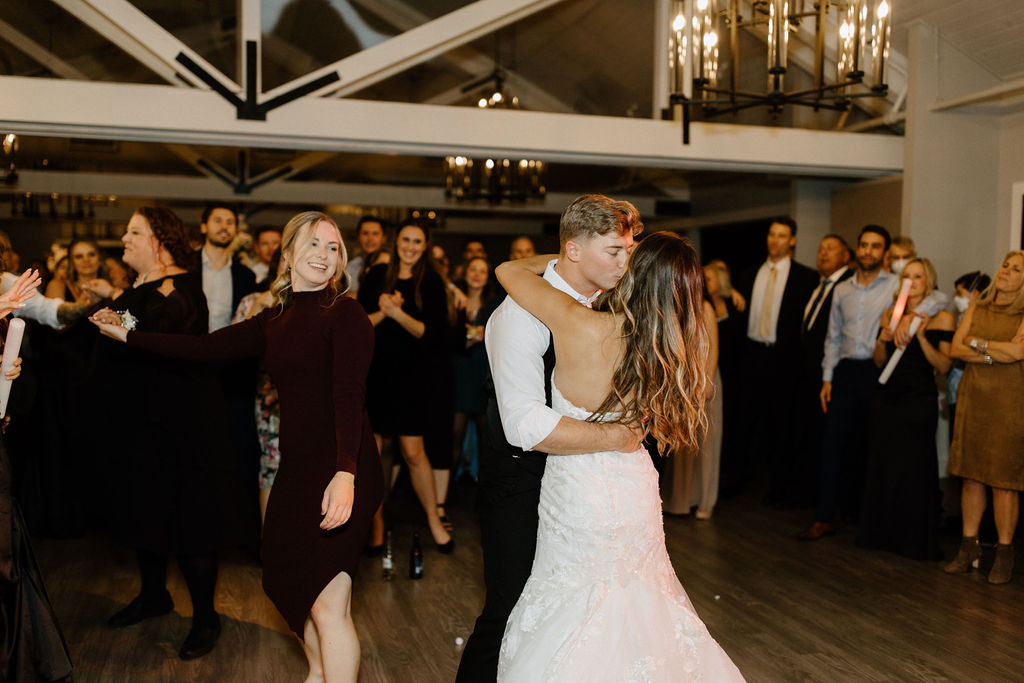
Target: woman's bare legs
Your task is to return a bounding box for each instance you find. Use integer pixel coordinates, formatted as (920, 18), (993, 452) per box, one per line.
(992, 487), (1020, 545)
(398, 435), (452, 546)
(258, 489), (271, 526)
(960, 479), (987, 537)
(304, 571), (359, 683)
(301, 619), (325, 683)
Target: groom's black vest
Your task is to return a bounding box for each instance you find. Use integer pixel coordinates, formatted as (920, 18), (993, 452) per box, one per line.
(482, 330), (556, 482)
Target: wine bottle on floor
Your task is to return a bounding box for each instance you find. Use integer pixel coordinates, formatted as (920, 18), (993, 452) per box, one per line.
(382, 529), (394, 581)
(410, 532), (423, 579)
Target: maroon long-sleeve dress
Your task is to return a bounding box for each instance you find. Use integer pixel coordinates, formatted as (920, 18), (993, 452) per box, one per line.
(128, 289), (384, 635)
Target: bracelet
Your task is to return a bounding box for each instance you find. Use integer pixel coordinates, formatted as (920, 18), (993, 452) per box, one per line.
(980, 339), (989, 354)
(969, 338), (979, 352)
(983, 354), (994, 365)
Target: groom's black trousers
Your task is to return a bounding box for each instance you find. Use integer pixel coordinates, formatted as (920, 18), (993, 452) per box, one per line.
(455, 398), (546, 683)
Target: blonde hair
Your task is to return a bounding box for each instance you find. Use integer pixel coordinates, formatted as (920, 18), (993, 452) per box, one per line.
(978, 250), (1024, 315)
(704, 259), (734, 296)
(270, 211), (349, 308)
(591, 232), (709, 455)
(894, 257), (937, 302)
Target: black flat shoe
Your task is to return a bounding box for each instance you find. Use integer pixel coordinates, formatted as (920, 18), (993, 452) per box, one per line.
(436, 538), (455, 555)
(362, 544), (384, 557)
(179, 613), (221, 660)
(107, 592), (174, 628)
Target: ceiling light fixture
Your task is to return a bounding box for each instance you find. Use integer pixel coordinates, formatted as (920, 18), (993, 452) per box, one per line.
(668, 0), (892, 143)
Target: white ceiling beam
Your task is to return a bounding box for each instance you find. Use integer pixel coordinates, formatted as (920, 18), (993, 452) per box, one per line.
(0, 18), (89, 80)
(239, 0), (262, 95)
(349, 0), (574, 112)
(262, 0), (571, 100)
(52, 0), (237, 91)
(0, 77), (903, 177)
(8, 169), (657, 216)
(163, 144), (233, 179)
(930, 75), (1024, 112)
(248, 151), (337, 185)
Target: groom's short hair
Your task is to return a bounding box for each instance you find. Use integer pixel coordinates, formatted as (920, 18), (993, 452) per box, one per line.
(559, 195), (644, 248)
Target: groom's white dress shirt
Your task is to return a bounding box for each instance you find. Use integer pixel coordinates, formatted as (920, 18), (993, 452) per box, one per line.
(485, 259), (597, 451)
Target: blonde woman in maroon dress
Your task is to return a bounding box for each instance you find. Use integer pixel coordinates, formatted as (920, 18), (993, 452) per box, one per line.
(92, 211), (383, 682)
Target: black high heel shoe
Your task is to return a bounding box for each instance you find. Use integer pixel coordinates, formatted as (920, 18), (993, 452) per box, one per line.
(437, 504), (454, 532)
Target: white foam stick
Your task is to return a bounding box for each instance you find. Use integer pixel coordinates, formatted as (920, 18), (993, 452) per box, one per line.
(889, 278), (912, 331)
(0, 318), (25, 418)
(878, 315), (922, 385)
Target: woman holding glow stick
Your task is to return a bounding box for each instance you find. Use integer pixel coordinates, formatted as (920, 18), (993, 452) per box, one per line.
(858, 258), (953, 561)
(0, 263), (75, 682)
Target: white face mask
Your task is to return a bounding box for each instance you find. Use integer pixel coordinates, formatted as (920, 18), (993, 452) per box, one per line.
(891, 258), (909, 275)
(954, 295), (971, 313)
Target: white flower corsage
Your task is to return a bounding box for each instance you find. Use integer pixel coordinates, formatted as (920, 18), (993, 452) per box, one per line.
(119, 310), (138, 331)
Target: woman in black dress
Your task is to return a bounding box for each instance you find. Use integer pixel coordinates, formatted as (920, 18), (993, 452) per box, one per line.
(94, 207), (246, 659)
(358, 222), (453, 551)
(0, 268), (74, 682)
(858, 258), (953, 560)
(93, 211), (383, 682)
(450, 257), (495, 482)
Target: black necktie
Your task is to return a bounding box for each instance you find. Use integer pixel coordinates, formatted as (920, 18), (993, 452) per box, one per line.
(804, 281), (828, 331)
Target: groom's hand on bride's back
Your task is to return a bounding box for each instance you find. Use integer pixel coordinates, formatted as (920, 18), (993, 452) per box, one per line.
(608, 421), (645, 453)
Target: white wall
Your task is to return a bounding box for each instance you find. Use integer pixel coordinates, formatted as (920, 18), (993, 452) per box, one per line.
(831, 175), (903, 248)
(997, 111), (1024, 257)
(901, 22), (1003, 289)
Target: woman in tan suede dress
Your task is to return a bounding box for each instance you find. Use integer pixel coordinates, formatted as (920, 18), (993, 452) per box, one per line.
(945, 250), (1024, 584)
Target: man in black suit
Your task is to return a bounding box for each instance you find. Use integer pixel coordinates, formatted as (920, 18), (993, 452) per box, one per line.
(794, 234), (853, 505)
(734, 218), (818, 503)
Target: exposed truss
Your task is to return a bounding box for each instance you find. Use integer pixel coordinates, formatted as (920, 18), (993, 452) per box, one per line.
(0, 77), (903, 177)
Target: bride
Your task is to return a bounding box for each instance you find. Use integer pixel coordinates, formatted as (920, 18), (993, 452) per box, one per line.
(494, 231), (743, 682)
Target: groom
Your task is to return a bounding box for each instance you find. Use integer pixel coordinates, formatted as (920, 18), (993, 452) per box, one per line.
(456, 195), (644, 682)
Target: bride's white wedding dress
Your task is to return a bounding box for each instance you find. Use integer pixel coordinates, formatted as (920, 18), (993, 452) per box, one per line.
(498, 383), (744, 682)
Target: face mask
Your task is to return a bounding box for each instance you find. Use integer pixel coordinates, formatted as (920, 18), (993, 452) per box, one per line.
(954, 295), (970, 313)
(891, 258), (909, 275)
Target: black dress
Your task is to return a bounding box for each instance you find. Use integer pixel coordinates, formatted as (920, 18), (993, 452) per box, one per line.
(128, 291), (384, 635)
(358, 265), (450, 436)
(857, 329), (952, 561)
(453, 305), (493, 416)
(0, 316), (73, 682)
(96, 272), (247, 556)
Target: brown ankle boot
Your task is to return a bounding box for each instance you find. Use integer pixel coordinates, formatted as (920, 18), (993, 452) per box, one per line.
(944, 536), (981, 574)
(988, 544), (1014, 585)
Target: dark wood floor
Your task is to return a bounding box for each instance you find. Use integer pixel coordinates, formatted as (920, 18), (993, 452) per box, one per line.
(33, 479), (1024, 682)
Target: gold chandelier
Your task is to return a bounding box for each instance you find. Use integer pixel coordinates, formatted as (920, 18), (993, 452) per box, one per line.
(669, 0), (893, 143)
(444, 72), (546, 202)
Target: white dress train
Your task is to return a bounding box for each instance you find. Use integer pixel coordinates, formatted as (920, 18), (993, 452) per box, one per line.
(497, 383), (744, 682)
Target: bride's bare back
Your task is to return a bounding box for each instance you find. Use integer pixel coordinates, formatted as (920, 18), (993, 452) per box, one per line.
(547, 305), (624, 414)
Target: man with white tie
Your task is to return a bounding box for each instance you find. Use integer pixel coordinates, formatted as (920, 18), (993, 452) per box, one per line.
(735, 218), (818, 504)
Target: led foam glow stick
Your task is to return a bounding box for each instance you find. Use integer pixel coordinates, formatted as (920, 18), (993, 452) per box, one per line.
(0, 318), (25, 418)
(878, 315), (922, 385)
(889, 278), (912, 332)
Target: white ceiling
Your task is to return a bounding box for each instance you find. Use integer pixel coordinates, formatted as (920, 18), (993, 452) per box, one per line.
(892, 0), (1024, 81)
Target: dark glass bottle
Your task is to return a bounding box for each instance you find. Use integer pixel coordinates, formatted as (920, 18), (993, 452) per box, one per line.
(382, 529), (394, 581)
(410, 531), (424, 579)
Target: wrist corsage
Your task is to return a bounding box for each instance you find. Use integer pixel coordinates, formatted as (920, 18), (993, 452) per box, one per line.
(119, 310), (138, 331)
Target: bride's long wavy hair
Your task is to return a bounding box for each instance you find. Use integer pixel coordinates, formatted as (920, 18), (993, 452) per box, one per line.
(591, 231), (709, 455)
